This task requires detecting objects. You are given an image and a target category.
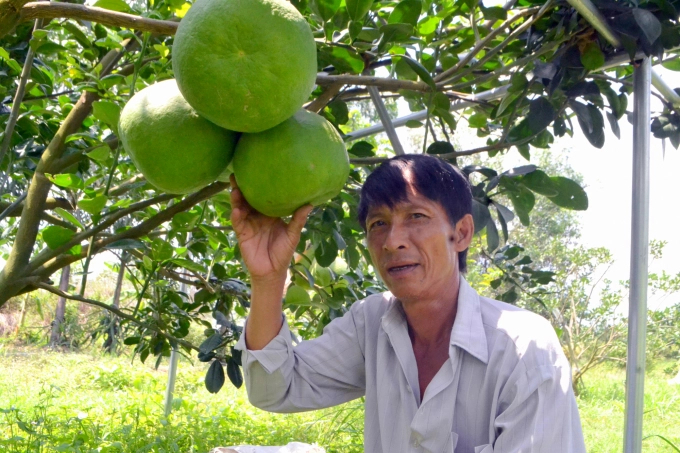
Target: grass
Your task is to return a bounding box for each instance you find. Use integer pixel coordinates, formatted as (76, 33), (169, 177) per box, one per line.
(0, 344), (678, 452)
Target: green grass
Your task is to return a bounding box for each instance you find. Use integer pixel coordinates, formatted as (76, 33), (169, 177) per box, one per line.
(0, 344), (678, 452)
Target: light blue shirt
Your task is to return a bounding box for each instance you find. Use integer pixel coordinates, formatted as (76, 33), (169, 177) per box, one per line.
(235, 277), (586, 453)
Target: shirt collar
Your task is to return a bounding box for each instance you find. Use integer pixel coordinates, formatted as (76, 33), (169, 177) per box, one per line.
(380, 276), (489, 365)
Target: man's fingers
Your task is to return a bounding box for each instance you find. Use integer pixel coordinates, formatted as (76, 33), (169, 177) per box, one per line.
(288, 204), (313, 235)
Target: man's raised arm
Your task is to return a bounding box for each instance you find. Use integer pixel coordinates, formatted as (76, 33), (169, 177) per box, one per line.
(229, 175), (312, 350)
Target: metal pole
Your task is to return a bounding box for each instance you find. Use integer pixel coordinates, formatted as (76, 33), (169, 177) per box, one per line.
(367, 85), (406, 155)
(623, 56), (651, 453)
(163, 282), (186, 417)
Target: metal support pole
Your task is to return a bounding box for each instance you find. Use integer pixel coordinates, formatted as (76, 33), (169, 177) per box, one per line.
(367, 85), (405, 155)
(623, 57), (651, 453)
(163, 282), (186, 417)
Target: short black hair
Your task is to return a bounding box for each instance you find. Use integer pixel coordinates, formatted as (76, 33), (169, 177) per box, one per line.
(357, 154), (473, 273)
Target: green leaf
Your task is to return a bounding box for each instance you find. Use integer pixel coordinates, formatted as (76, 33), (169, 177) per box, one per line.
(348, 141), (375, 157)
(468, 113), (487, 128)
(62, 22), (91, 48)
(104, 239), (145, 250)
(324, 99), (349, 125)
(93, 0), (130, 12)
(378, 23), (414, 50)
(346, 0), (373, 21)
(519, 170), (558, 197)
(332, 229), (347, 250)
(545, 177), (588, 210)
(662, 59), (680, 71)
(54, 208), (84, 230)
(199, 225), (231, 247)
(496, 92), (519, 118)
(388, 0), (422, 27)
(580, 42), (605, 71)
(486, 218), (500, 252)
(507, 186), (535, 226)
(169, 258), (206, 273)
(481, 6), (507, 21)
(226, 357), (243, 389)
(606, 111), (620, 139)
(47, 173), (84, 190)
(315, 237), (338, 267)
(92, 100), (121, 134)
(526, 97), (555, 134)
(329, 46), (365, 74)
(205, 360), (225, 394)
(471, 199), (491, 234)
(426, 141), (454, 155)
(310, 0), (341, 21)
(405, 120), (423, 128)
(152, 238), (174, 261)
(285, 285), (312, 306)
(633, 8), (662, 44)
(491, 201), (515, 223)
(77, 195), (108, 215)
(580, 104), (605, 148)
(86, 145), (111, 162)
(417, 16), (441, 35)
(395, 54), (435, 89)
(199, 333), (223, 354)
(42, 226), (75, 249)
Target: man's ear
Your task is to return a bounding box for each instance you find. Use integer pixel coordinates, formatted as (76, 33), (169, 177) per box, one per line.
(452, 214), (474, 252)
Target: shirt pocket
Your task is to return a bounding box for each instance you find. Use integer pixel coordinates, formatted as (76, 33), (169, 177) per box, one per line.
(444, 431), (459, 452)
(474, 444), (493, 453)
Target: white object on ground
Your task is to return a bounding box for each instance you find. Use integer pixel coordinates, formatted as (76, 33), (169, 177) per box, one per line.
(209, 442), (325, 453)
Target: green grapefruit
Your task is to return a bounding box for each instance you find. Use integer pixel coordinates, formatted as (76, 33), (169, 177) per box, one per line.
(118, 79), (238, 194)
(233, 109), (349, 217)
(172, 0), (317, 133)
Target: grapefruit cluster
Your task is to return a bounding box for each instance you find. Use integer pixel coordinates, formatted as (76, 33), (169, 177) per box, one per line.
(118, 0), (349, 216)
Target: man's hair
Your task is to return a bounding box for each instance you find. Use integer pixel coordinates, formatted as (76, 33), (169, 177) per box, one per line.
(357, 154), (473, 273)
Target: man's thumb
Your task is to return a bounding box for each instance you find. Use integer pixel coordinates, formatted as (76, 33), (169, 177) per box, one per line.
(289, 204), (313, 233)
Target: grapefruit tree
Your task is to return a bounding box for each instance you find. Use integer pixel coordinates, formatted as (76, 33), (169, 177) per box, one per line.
(0, 0), (678, 390)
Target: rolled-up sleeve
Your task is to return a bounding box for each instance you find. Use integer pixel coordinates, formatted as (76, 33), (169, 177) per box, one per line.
(234, 302), (367, 413)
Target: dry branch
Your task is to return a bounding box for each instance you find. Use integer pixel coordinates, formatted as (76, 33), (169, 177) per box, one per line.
(18, 2), (179, 35)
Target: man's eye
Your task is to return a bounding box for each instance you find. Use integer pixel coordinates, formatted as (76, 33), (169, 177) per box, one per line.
(412, 213), (426, 219)
(369, 220), (385, 230)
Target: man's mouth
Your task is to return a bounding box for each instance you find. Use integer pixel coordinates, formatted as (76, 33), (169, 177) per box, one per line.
(387, 263), (419, 274)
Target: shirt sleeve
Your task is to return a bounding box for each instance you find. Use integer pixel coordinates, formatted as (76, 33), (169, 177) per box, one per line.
(233, 302), (367, 413)
(488, 346), (586, 452)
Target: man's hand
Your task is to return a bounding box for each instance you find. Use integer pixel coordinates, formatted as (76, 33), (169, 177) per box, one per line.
(229, 174), (312, 350)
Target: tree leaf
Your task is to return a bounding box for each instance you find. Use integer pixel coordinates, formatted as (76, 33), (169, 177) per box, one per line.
(199, 333), (223, 354)
(92, 101), (121, 134)
(606, 111), (620, 139)
(328, 46), (365, 74)
(169, 258), (206, 273)
(507, 186), (535, 226)
(426, 141), (454, 155)
(104, 239), (145, 250)
(285, 285), (312, 306)
(388, 0), (422, 27)
(54, 208), (84, 230)
(378, 23), (414, 50)
(580, 42), (605, 71)
(315, 238), (338, 267)
(348, 141), (375, 157)
(581, 104), (605, 148)
(471, 199), (491, 234)
(226, 357), (243, 389)
(310, 0), (341, 21)
(519, 170), (559, 197)
(47, 173), (84, 190)
(481, 6), (507, 21)
(633, 8), (662, 45)
(662, 59), (680, 71)
(417, 16), (441, 35)
(346, 0), (373, 21)
(468, 113), (487, 128)
(205, 360), (225, 394)
(504, 165), (537, 177)
(545, 177), (589, 210)
(42, 226), (75, 249)
(395, 54), (435, 89)
(93, 0), (130, 13)
(526, 97), (555, 134)
(486, 217), (500, 252)
(77, 195), (108, 216)
(491, 201), (515, 223)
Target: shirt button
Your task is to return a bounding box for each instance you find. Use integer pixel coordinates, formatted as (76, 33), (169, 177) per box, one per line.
(412, 438), (420, 448)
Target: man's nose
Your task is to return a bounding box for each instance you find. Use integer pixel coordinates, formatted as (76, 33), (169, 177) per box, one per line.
(383, 224), (408, 251)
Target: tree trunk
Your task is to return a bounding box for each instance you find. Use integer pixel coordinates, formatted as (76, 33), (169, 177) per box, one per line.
(104, 254), (126, 353)
(49, 264), (70, 346)
(15, 293), (29, 335)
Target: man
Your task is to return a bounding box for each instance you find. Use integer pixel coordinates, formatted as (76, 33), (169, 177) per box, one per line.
(232, 155), (586, 453)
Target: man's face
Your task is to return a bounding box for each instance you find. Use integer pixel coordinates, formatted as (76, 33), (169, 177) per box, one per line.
(365, 186), (463, 304)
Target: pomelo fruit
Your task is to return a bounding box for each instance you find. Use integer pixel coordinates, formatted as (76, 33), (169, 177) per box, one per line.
(118, 79), (238, 194)
(172, 0), (317, 133)
(233, 109), (349, 217)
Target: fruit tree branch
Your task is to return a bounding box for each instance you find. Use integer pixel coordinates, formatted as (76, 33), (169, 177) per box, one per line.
(0, 197), (73, 217)
(316, 74), (432, 92)
(0, 0), (31, 38)
(305, 82), (344, 113)
(36, 282), (199, 352)
(15, 2), (179, 36)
